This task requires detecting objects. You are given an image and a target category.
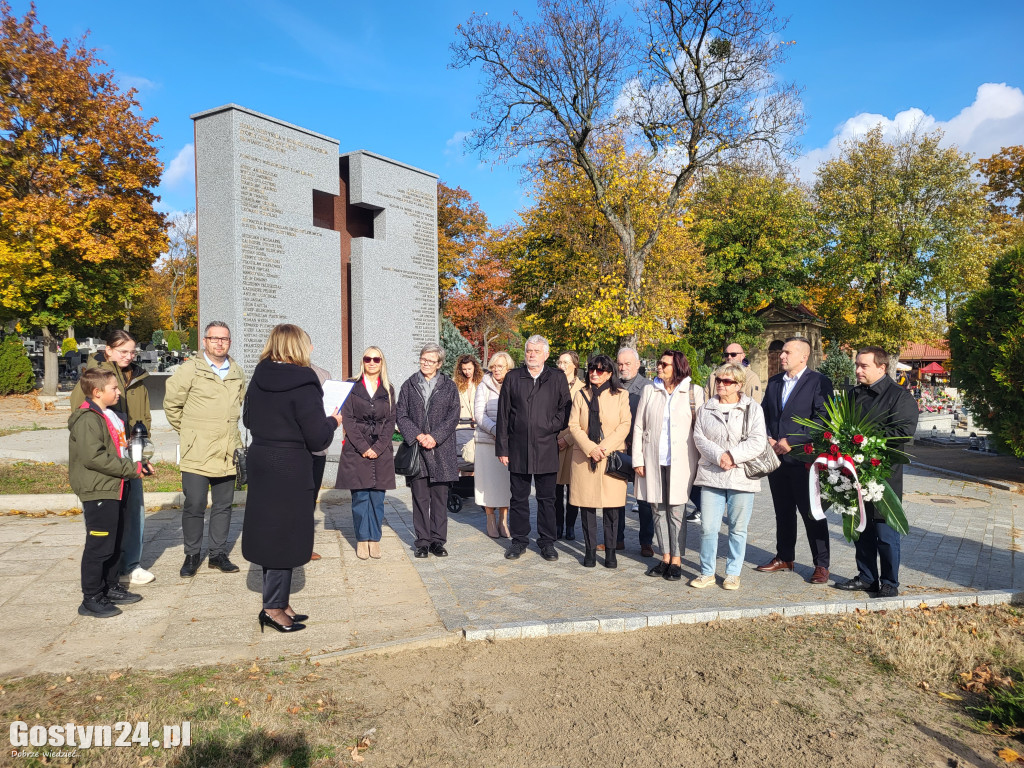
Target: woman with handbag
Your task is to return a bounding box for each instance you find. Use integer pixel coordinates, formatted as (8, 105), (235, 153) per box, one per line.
(453, 355), (482, 476)
(395, 343), (461, 558)
(242, 325), (342, 633)
(632, 350), (705, 581)
(473, 352), (514, 537)
(335, 347), (397, 560)
(554, 351), (586, 540)
(568, 354), (631, 569)
(690, 362), (768, 590)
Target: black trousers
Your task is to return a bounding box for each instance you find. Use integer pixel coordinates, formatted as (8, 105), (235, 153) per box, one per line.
(554, 483), (578, 535)
(510, 472), (557, 547)
(767, 462), (830, 567)
(410, 476), (448, 548)
(81, 494), (128, 596)
(181, 472), (235, 557)
(578, 506), (622, 553)
(261, 567), (292, 610)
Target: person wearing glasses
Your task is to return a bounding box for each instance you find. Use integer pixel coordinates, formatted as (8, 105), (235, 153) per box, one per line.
(335, 348), (397, 560)
(632, 350), (705, 581)
(705, 343), (762, 403)
(70, 330), (154, 587)
(473, 351), (515, 538)
(554, 351), (585, 540)
(396, 343), (460, 558)
(164, 321), (247, 578)
(567, 354), (631, 568)
(690, 362), (768, 590)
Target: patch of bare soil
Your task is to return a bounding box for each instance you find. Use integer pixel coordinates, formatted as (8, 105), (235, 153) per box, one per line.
(3, 605), (1020, 767)
(0, 393), (69, 431)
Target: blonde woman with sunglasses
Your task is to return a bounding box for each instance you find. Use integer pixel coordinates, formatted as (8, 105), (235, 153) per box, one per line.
(335, 348), (397, 560)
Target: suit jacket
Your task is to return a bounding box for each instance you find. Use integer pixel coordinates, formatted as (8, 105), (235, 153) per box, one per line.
(762, 368), (834, 466)
(495, 365), (571, 475)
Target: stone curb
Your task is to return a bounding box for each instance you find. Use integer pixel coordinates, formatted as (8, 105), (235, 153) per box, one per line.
(911, 462), (1019, 492)
(0, 489), (354, 514)
(308, 631), (461, 665)
(462, 589), (1023, 642)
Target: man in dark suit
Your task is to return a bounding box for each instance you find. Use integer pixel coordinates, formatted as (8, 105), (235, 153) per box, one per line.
(835, 347), (919, 597)
(757, 337), (834, 583)
(496, 335), (572, 561)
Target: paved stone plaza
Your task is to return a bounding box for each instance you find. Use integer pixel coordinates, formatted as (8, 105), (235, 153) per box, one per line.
(0, 465), (1019, 677)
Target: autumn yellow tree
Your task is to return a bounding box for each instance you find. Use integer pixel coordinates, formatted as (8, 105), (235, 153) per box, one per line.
(499, 138), (706, 353)
(977, 145), (1024, 247)
(0, 4), (167, 393)
(437, 181), (489, 311)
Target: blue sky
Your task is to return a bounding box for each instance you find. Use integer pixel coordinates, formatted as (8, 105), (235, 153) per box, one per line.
(16, 0), (1024, 228)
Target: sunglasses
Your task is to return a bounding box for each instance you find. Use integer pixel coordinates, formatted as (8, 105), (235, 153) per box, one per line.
(363, 356), (382, 364)
(588, 365), (611, 373)
(716, 379), (738, 386)
(724, 352), (742, 358)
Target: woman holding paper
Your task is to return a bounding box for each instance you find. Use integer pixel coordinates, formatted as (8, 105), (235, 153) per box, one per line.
(335, 348), (397, 560)
(242, 324), (342, 633)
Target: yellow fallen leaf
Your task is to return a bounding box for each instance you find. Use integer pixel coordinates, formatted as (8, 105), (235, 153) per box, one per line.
(249, 662), (260, 673)
(108, 672), (122, 681)
(938, 692), (963, 701)
(998, 747), (1021, 763)
(351, 745), (365, 763)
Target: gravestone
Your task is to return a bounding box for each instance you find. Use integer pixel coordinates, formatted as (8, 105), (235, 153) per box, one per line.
(191, 104), (439, 387)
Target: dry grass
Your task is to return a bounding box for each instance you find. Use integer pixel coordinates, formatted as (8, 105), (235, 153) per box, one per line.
(0, 460), (184, 495)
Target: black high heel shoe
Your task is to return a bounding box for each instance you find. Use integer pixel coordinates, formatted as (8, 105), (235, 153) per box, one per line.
(286, 612), (308, 622)
(258, 610), (306, 633)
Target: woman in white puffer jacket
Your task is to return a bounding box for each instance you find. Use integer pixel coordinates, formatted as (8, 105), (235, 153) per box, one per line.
(691, 362), (768, 591)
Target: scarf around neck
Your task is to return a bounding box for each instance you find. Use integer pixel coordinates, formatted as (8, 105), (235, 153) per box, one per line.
(586, 380), (612, 446)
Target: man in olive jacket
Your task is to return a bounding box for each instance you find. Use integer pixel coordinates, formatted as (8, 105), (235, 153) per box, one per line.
(164, 322), (246, 577)
(496, 335), (571, 561)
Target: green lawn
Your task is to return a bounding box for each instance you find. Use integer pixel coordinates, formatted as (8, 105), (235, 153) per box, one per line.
(0, 461), (185, 495)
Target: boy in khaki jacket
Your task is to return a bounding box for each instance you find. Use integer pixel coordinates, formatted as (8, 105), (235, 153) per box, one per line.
(69, 369), (153, 618)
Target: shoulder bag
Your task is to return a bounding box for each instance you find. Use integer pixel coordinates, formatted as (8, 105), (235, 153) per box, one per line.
(234, 392), (249, 490)
(395, 394), (430, 477)
(739, 400), (779, 480)
(581, 389), (634, 482)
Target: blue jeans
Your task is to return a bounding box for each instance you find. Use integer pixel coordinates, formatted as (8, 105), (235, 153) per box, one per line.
(118, 478), (145, 575)
(699, 487), (754, 576)
(854, 517), (901, 588)
(351, 489), (385, 542)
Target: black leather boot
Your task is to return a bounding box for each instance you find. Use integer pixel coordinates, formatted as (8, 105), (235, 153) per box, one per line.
(604, 549), (617, 569)
(583, 549), (596, 568)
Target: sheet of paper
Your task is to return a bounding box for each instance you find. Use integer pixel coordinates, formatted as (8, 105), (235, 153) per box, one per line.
(322, 380), (354, 416)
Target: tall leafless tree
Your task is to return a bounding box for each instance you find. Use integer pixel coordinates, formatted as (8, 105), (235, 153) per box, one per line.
(452, 0), (802, 344)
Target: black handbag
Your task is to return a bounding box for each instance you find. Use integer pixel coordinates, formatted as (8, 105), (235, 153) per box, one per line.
(394, 440), (421, 477)
(604, 450), (633, 482)
(234, 393), (250, 490)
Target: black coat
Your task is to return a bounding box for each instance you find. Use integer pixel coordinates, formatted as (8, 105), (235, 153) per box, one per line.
(495, 365), (571, 475)
(850, 375), (920, 503)
(335, 378), (397, 491)
(395, 373), (460, 483)
(241, 361), (339, 569)
(762, 368), (834, 466)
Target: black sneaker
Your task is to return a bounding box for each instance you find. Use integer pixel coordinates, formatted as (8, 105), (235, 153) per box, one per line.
(79, 593), (122, 618)
(685, 510), (701, 524)
(505, 541), (528, 560)
(874, 583), (899, 598)
(540, 544), (558, 561)
(180, 553), (201, 578)
(105, 584), (143, 604)
(208, 554), (240, 573)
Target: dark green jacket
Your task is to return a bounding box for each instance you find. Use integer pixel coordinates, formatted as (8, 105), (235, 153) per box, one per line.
(70, 352), (152, 434)
(68, 401), (141, 502)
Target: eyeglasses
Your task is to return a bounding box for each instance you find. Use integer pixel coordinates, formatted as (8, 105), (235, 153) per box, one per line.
(656, 360), (672, 368)
(419, 357), (440, 365)
(110, 347), (137, 357)
(205, 336), (231, 343)
(363, 356), (382, 364)
(716, 379), (738, 386)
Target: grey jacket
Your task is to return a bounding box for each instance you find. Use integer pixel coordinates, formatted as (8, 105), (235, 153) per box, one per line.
(693, 395), (768, 493)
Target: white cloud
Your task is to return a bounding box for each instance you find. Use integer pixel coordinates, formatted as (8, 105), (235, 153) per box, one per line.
(120, 74), (158, 92)
(794, 83), (1024, 182)
(162, 143), (195, 189)
(444, 130), (472, 160)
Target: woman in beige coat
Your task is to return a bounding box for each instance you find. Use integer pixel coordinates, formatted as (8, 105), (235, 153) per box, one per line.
(632, 350), (706, 581)
(555, 351), (586, 540)
(473, 352), (514, 537)
(568, 354), (631, 569)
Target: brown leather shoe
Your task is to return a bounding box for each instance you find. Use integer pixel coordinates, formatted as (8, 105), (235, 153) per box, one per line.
(755, 557), (794, 573)
(809, 566), (829, 584)
(596, 544), (605, 551)
(640, 545), (654, 558)
(310, 551), (322, 561)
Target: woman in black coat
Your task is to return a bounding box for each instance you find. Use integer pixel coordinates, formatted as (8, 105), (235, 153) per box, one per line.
(395, 342), (460, 558)
(335, 347), (397, 561)
(242, 324), (341, 633)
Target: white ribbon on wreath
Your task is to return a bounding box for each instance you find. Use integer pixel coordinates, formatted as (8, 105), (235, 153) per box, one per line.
(808, 453), (868, 533)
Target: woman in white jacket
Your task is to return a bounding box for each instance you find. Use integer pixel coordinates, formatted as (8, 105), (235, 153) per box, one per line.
(691, 362), (768, 590)
(473, 352), (514, 537)
(632, 350), (706, 581)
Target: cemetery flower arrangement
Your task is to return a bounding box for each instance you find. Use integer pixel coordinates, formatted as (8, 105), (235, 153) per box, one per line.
(792, 396), (911, 543)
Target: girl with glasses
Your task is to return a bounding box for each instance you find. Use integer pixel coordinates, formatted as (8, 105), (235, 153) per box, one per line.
(335, 347), (397, 560)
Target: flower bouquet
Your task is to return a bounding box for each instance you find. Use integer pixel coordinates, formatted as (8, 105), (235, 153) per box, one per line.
(791, 396), (912, 542)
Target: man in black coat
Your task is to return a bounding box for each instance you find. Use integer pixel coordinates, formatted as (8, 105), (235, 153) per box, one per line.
(496, 335), (571, 561)
(757, 337), (835, 584)
(835, 347), (919, 598)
